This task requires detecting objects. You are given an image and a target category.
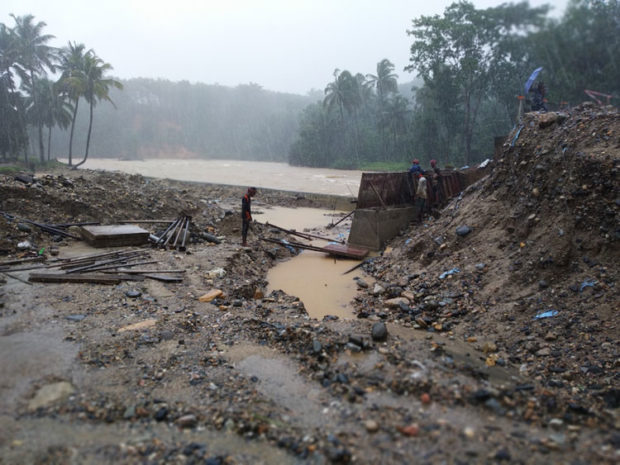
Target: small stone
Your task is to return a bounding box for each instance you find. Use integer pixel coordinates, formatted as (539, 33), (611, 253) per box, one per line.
(176, 414), (197, 428)
(123, 405), (136, 419)
(28, 381), (75, 410)
(154, 407), (169, 422)
(420, 393), (431, 405)
(65, 314), (86, 322)
(371, 284), (385, 295)
(384, 297), (409, 308)
(549, 418), (564, 430)
(532, 187), (540, 197)
(456, 225), (471, 237)
(494, 448), (511, 461)
(312, 339), (322, 354)
(539, 279), (548, 289)
(125, 289), (142, 298)
(17, 223), (32, 233)
(536, 347), (551, 356)
(463, 426), (475, 438)
(544, 332), (557, 341)
(355, 278), (369, 289)
(198, 289), (223, 302)
(371, 322), (388, 342)
(482, 342), (497, 353)
(364, 420), (379, 432)
(398, 424), (419, 437)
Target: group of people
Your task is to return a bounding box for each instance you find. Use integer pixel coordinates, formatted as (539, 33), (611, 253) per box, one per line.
(409, 158), (445, 223)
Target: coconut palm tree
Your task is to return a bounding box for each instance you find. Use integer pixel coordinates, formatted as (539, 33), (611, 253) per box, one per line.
(45, 80), (73, 160)
(59, 42), (89, 166)
(10, 14), (56, 162)
(365, 59), (398, 107)
(73, 52), (122, 169)
(323, 69), (360, 123)
(0, 23), (28, 159)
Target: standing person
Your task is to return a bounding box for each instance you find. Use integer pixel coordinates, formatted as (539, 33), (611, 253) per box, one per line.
(414, 172), (428, 223)
(409, 158), (424, 176)
(241, 187), (257, 247)
(429, 159), (444, 207)
(530, 81), (547, 112)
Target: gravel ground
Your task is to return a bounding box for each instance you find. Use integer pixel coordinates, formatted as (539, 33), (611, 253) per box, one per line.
(0, 103), (618, 464)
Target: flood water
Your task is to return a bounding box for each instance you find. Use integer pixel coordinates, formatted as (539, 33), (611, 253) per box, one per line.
(255, 206), (363, 320)
(71, 158), (362, 197)
(67, 158), (367, 320)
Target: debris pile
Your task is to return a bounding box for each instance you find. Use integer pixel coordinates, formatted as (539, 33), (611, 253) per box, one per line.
(354, 104), (619, 430)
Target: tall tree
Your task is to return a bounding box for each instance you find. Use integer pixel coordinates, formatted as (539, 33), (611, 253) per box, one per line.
(0, 22), (28, 159)
(10, 14), (56, 162)
(323, 69), (361, 122)
(45, 80), (72, 160)
(406, 1), (548, 164)
(366, 59), (398, 107)
(59, 41), (89, 166)
(74, 51), (122, 169)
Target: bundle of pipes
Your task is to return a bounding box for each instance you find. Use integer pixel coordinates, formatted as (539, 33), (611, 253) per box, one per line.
(151, 214), (193, 251)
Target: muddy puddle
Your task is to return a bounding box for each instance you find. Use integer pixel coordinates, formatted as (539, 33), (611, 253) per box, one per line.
(254, 206), (365, 320)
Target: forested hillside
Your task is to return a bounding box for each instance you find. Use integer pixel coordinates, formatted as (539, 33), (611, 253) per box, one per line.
(49, 79), (312, 161)
(290, 0), (620, 169)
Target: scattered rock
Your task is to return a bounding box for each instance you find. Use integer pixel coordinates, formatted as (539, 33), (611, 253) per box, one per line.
(28, 381), (75, 410)
(371, 322), (388, 342)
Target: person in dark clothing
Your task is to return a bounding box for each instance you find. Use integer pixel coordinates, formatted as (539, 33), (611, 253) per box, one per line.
(241, 187), (257, 246)
(409, 158), (424, 176)
(429, 159), (445, 207)
(530, 81), (547, 112)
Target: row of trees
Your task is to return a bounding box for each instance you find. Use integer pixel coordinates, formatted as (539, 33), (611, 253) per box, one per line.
(0, 14), (121, 167)
(290, 61), (413, 168)
(48, 78), (312, 162)
(290, 0), (620, 169)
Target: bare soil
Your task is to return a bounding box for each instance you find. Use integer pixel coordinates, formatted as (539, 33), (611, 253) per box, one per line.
(0, 103), (618, 464)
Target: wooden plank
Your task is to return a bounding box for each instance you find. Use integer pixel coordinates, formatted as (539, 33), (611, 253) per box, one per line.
(142, 274), (183, 282)
(29, 273), (123, 284)
(0, 256), (45, 267)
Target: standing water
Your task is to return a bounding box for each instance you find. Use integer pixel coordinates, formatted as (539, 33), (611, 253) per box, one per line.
(254, 206), (365, 320)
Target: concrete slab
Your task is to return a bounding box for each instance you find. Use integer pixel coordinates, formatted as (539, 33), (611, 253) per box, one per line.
(79, 225), (150, 248)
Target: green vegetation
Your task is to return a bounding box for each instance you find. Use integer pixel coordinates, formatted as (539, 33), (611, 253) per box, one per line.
(290, 0), (620, 169)
(0, 15), (120, 167)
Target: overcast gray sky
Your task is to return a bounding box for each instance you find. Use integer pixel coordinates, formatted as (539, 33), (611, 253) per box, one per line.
(2, 0), (567, 95)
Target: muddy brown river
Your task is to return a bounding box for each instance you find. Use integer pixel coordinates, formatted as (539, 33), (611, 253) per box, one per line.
(70, 159), (363, 197)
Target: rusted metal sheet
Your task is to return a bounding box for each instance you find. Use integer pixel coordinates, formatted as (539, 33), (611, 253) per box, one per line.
(357, 172), (414, 208)
(323, 243), (368, 260)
